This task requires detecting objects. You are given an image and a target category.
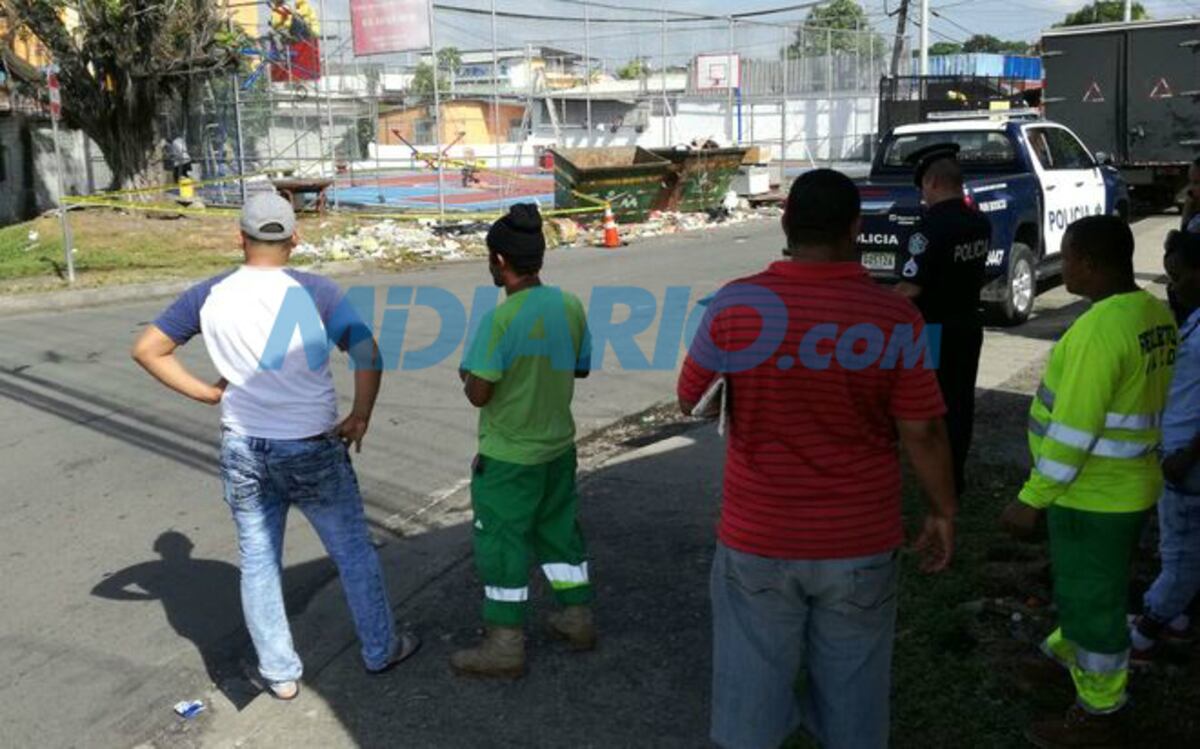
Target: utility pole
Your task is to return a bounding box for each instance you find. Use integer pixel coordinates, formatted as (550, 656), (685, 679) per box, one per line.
(491, 0), (501, 169)
(585, 1), (592, 145)
(919, 0), (929, 76)
(1124, 0), (1133, 23)
(890, 0), (910, 76)
(427, 0), (446, 223)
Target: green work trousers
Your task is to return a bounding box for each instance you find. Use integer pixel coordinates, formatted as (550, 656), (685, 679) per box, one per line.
(470, 447), (593, 626)
(1043, 505), (1148, 714)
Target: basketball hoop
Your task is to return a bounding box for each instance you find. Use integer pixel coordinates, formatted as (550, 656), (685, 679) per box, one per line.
(695, 53), (740, 93)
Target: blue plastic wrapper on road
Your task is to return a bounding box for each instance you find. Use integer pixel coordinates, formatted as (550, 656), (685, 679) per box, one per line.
(173, 700), (206, 719)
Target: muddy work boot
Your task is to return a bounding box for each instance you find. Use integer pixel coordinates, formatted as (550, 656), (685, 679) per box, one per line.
(547, 606), (597, 651)
(450, 626), (525, 678)
(1025, 704), (1127, 748)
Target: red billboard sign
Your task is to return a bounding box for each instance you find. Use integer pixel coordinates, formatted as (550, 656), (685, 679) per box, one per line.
(350, 0), (431, 56)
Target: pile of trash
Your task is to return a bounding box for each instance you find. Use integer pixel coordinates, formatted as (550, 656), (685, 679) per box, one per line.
(619, 201), (781, 242)
(293, 199), (780, 264)
(293, 220), (489, 264)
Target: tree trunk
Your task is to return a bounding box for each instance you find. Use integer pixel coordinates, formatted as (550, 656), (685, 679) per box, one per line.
(94, 125), (162, 192)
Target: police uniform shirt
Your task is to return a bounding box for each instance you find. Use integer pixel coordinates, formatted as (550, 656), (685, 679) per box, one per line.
(900, 199), (991, 325)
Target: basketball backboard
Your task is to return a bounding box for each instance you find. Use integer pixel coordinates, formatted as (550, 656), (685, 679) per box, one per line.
(695, 53), (740, 92)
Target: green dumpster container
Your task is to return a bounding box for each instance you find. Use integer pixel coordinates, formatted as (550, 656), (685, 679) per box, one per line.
(550, 147), (673, 223)
(650, 147), (750, 214)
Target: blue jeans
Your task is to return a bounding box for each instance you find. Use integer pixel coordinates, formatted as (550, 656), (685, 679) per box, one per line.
(710, 542), (899, 749)
(220, 432), (397, 681)
(1144, 487), (1200, 626)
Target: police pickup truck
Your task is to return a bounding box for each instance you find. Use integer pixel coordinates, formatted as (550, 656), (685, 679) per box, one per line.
(856, 116), (1129, 324)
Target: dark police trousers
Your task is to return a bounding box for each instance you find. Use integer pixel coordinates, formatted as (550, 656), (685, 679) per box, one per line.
(937, 324), (983, 496)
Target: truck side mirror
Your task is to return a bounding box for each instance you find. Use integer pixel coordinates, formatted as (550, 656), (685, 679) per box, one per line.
(1095, 151), (1114, 166)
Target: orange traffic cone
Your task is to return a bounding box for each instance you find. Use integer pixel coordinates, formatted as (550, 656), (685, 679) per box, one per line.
(602, 205), (621, 249)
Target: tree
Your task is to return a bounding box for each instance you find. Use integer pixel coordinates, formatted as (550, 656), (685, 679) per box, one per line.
(1, 0), (239, 190)
(1057, 1), (1148, 26)
(789, 0), (882, 57)
(617, 58), (649, 80)
(412, 47), (459, 95)
(929, 41), (963, 56)
(410, 62), (449, 97)
(437, 47), (462, 77)
(961, 34), (1032, 54)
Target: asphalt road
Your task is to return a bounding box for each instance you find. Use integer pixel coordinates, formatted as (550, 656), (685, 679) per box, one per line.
(0, 214), (1177, 748)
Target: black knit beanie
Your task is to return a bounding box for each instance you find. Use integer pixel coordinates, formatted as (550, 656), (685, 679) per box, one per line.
(487, 203), (545, 263)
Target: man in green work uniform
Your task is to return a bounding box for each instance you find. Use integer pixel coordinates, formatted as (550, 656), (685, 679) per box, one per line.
(454, 203), (594, 678)
(1002, 215), (1177, 747)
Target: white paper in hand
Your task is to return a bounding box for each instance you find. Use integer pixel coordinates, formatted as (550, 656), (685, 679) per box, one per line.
(689, 376), (728, 436)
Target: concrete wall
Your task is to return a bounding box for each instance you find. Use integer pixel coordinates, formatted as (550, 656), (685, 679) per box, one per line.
(549, 94), (878, 162)
(0, 114), (110, 226)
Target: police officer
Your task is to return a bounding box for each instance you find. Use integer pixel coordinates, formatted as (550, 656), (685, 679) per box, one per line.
(896, 144), (991, 496)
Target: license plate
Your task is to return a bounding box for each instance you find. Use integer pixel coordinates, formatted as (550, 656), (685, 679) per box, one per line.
(861, 251), (895, 271)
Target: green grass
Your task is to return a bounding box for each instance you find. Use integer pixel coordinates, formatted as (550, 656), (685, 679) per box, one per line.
(0, 209), (365, 294)
(782, 461), (1200, 748)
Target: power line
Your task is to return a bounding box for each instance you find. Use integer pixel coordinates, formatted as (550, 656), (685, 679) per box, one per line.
(930, 9), (975, 38)
(433, 1), (818, 25)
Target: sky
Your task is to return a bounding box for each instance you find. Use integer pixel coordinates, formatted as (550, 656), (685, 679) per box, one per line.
(311, 0), (1200, 66)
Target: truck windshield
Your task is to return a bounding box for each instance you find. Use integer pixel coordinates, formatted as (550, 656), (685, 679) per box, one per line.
(880, 131), (1018, 172)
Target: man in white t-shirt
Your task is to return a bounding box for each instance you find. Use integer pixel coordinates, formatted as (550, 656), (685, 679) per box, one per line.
(132, 193), (419, 701)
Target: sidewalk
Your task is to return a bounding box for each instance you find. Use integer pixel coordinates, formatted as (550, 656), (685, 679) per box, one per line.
(194, 425), (725, 749)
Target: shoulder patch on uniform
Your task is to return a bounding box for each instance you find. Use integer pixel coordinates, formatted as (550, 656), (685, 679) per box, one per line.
(908, 233), (928, 256)
(902, 258), (919, 278)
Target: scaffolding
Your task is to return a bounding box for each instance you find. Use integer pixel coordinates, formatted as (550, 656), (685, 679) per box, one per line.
(81, 1), (915, 219)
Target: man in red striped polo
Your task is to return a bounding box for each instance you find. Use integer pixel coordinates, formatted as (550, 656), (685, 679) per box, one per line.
(678, 169), (959, 749)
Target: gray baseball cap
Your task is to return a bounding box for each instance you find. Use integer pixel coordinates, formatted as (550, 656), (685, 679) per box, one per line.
(240, 192), (297, 241)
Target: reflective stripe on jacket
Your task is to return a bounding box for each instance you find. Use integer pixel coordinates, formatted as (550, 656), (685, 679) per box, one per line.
(1020, 290), (1177, 512)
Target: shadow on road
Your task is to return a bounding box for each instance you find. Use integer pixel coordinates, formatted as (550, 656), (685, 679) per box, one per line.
(92, 531), (335, 710)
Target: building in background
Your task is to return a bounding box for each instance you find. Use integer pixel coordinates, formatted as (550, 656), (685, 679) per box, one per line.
(379, 98), (528, 147)
(421, 47), (587, 95)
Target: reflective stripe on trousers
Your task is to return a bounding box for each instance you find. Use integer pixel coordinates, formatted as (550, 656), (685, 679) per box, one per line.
(485, 586), (529, 603)
(1042, 628), (1129, 714)
(542, 562), (589, 590)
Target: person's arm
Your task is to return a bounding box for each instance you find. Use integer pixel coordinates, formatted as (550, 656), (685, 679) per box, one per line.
(91, 568), (154, 601)
(1161, 338), (1200, 485)
(337, 337), (382, 452)
(1164, 433), (1200, 486)
(897, 228), (935, 301)
(886, 310), (954, 572)
(463, 374), (496, 407)
(1005, 331), (1120, 536)
(576, 318), (593, 380)
(677, 293), (726, 415)
(131, 326), (225, 405)
(897, 417), (957, 573)
(460, 309), (503, 409)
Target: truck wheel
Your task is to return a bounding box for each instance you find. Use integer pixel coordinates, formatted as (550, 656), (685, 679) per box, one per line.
(995, 243), (1035, 326)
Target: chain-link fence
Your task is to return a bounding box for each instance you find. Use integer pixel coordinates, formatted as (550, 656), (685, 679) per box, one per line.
(76, 3), (915, 215)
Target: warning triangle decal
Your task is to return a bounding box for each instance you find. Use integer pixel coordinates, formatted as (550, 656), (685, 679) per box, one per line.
(1083, 81), (1105, 103)
(1150, 77), (1174, 99)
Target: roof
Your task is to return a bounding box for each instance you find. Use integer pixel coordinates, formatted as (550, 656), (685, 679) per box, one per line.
(1042, 17), (1200, 37)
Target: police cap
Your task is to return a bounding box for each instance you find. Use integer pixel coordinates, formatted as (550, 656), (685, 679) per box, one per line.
(907, 142), (962, 187)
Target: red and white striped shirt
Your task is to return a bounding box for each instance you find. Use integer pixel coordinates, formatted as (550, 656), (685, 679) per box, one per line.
(678, 261), (945, 559)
